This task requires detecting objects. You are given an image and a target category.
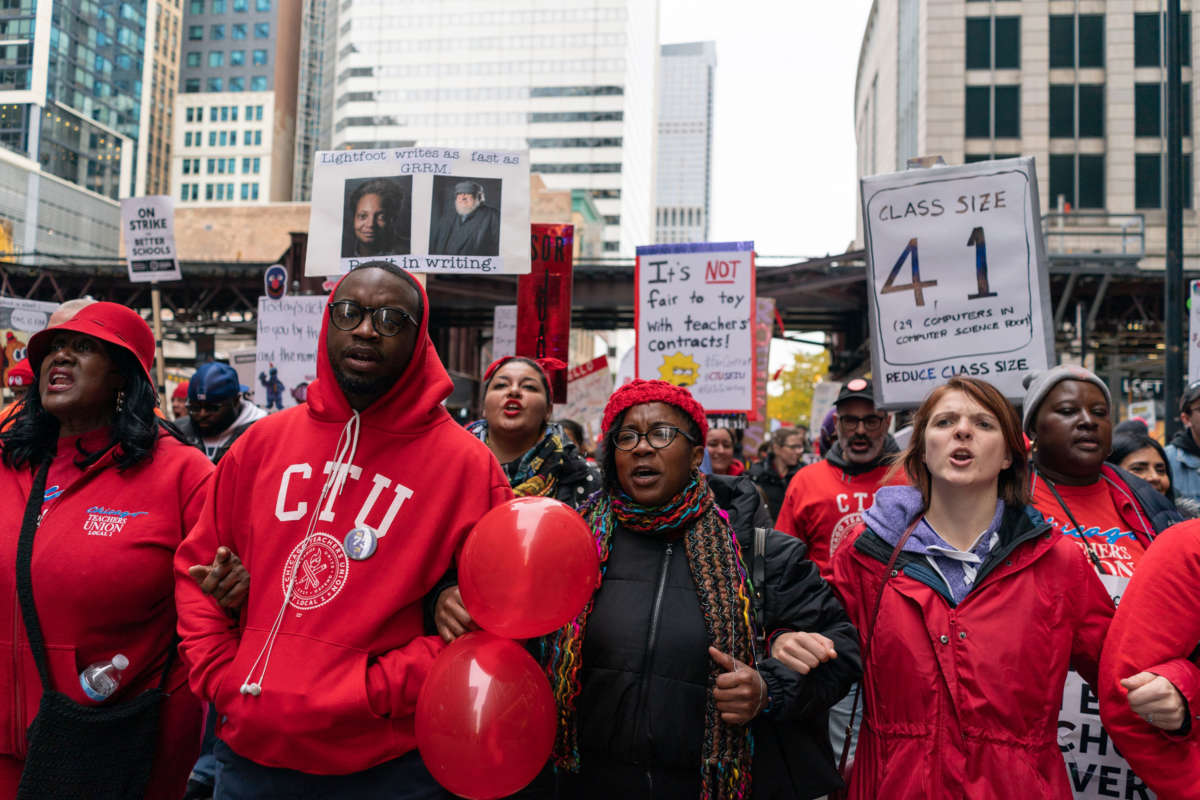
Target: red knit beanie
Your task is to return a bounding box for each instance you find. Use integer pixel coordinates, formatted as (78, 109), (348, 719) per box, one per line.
(601, 379), (708, 441)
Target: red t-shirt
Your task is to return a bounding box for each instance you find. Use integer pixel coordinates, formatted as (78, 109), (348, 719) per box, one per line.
(1030, 477), (1146, 578)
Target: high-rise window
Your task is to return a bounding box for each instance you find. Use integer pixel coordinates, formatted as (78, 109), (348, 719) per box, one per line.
(1049, 15), (1105, 68)
(212, 0), (226, 11)
(232, 24), (247, 40)
(967, 85), (1021, 138)
(252, 49), (267, 65)
(189, 0), (203, 13)
(255, 0), (270, 10)
(1049, 154), (1105, 210)
(188, 26), (203, 41)
(186, 52), (201, 67)
(254, 23), (269, 38)
(230, 50), (245, 66)
(210, 25), (225, 40)
(1078, 84), (1104, 137)
(233, 0), (247, 10)
(229, 76), (245, 91)
(966, 17), (1019, 70)
(1135, 13), (1192, 68)
(208, 51), (223, 67)
(1134, 82), (1193, 137)
(1136, 154), (1163, 208)
(250, 76), (267, 91)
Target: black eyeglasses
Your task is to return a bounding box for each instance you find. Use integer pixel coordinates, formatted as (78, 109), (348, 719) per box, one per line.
(329, 300), (417, 337)
(611, 425), (697, 451)
(837, 413), (886, 432)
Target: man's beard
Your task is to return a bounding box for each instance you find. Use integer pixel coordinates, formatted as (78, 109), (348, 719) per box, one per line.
(332, 363), (396, 400)
(456, 199), (479, 217)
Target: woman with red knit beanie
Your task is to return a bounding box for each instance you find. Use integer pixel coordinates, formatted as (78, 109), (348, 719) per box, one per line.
(532, 379), (859, 800)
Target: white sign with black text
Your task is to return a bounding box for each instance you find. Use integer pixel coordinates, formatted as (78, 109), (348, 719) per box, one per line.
(861, 157), (1053, 408)
(305, 147), (531, 277)
(120, 195), (181, 283)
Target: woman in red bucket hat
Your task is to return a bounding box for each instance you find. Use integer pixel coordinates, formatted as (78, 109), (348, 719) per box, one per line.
(0, 302), (214, 799)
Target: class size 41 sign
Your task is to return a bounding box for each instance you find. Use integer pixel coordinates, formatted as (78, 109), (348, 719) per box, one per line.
(861, 157), (1053, 408)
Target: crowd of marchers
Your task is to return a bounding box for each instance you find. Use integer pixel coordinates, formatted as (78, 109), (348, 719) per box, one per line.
(0, 262), (1196, 800)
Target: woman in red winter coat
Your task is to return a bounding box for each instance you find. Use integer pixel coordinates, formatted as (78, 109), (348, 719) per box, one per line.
(0, 303), (212, 799)
(1099, 521), (1200, 799)
(832, 377), (1115, 799)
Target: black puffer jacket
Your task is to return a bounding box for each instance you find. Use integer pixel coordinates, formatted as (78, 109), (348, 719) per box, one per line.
(748, 456), (799, 522)
(552, 475), (861, 799)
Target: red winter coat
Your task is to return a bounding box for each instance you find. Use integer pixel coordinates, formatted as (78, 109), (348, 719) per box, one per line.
(174, 275), (512, 775)
(0, 428), (213, 800)
(1099, 521), (1200, 799)
(831, 502), (1115, 800)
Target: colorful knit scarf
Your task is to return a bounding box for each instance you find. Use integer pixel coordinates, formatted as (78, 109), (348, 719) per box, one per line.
(543, 472), (756, 800)
(467, 420), (565, 497)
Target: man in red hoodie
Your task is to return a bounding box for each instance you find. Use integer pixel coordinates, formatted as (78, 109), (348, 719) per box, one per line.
(174, 262), (511, 797)
(776, 378), (904, 580)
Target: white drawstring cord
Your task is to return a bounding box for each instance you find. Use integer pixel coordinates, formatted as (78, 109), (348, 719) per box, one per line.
(239, 411), (361, 697)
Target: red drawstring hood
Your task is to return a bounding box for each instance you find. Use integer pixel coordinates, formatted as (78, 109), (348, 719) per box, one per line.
(307, 269), (453, 433)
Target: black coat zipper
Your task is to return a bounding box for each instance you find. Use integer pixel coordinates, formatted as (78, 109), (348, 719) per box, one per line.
(632, 540), (673, 766)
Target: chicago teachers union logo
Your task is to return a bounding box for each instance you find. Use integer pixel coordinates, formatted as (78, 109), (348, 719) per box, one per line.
(82, 506), (147, 537)
(282, 533), (350, 610)
(829, 512), (864, 559)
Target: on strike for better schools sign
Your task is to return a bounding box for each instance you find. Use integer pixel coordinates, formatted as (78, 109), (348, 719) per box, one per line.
(635, 242), (755, 413)
(861, 157), (1053, 408)
(120, 195), (181, 283)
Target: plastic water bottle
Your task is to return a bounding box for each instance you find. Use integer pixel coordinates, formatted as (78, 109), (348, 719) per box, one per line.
(79, 654), (129, 702)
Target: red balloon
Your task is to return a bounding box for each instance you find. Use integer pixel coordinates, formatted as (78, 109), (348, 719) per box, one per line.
(459, 496), (600, 638)
(416, 632), (556, 800)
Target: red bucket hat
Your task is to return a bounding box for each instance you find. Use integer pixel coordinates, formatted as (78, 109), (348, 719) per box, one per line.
(26, 302), (156, 384)
(601, 379), (709, 441)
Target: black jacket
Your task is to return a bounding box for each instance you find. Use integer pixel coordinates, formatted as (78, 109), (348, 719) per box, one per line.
(174, 416), (257, 465)
(553, 475), (860, 799)
(748, 456), (799, 522)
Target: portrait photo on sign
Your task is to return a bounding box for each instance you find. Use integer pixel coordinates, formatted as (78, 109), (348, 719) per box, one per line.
(428, 175), (503, 257)
(340, 175), (414, 258)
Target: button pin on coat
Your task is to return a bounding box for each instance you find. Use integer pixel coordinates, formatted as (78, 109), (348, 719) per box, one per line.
(344, 526), (379, 560)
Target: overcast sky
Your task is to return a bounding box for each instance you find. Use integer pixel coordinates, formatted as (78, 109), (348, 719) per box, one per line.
(659, 0), (875, 260)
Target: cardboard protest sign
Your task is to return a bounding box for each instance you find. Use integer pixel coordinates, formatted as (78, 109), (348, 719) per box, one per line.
(0, 297), (55, 386)
(305, 147), (531, 277)
(635, 242), (756, 413)
(255, 296), (326, 410)
(492, 305), (517, 360)
(517, 224), (573, 402)
(120, 196), (181, 282)
(1058, 670), (1156, 799)
(861, 157), (1052, 408)
(558, 355), (612, 445)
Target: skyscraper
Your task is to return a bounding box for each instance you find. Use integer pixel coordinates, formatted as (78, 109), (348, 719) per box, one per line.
(137, 0), (184, 196)
(329, 0), (659, 254)
(172, 0), (301, 205)
(655, 40), (716, 244)
(292, 0), (336, 201)
(0, 0), (160, 257)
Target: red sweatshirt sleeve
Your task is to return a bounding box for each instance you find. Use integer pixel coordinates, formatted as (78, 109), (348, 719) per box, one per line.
(1099, 522), (1200, 799)
(174, 445), (243, 705)
(1067, 547), (1115, 690)
(363, 471), (513, 719)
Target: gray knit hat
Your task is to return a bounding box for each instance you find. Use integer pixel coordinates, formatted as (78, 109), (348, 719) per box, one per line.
(1021, 365), (1113, 435)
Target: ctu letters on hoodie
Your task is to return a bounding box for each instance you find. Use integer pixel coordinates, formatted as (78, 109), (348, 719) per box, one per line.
(275, 461), (415, 532)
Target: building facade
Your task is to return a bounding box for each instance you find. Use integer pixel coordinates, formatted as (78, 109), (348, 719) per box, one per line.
(855, 0), (1200, 266)
(291, 0), (336, 201)
(138, 0), (184, 196)
(171, 0), (301, 205)
(655, 40), (716, 244)
(329, 0), (659, 254)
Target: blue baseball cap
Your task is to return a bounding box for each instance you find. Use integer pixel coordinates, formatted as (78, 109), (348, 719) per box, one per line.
(189, 362), (247, 403)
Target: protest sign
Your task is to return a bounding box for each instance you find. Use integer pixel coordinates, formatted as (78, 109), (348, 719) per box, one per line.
(558, 356), (612, 445)
(1059, 665), (1156, 799)
(0, 297), (55, 385)
(305, 147), (531, 277)
(861, 157), (1052, 408)
(741, 298), (776, 457)
(635, 242), (755, 413)
(517, 224), (573, 402)
(256, 296), (326, 410)
(1190, 280), (1200, 384)
(492, 305), (517, 360)
(120, 196), (181, 282)
(809, 380), (843, 437)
